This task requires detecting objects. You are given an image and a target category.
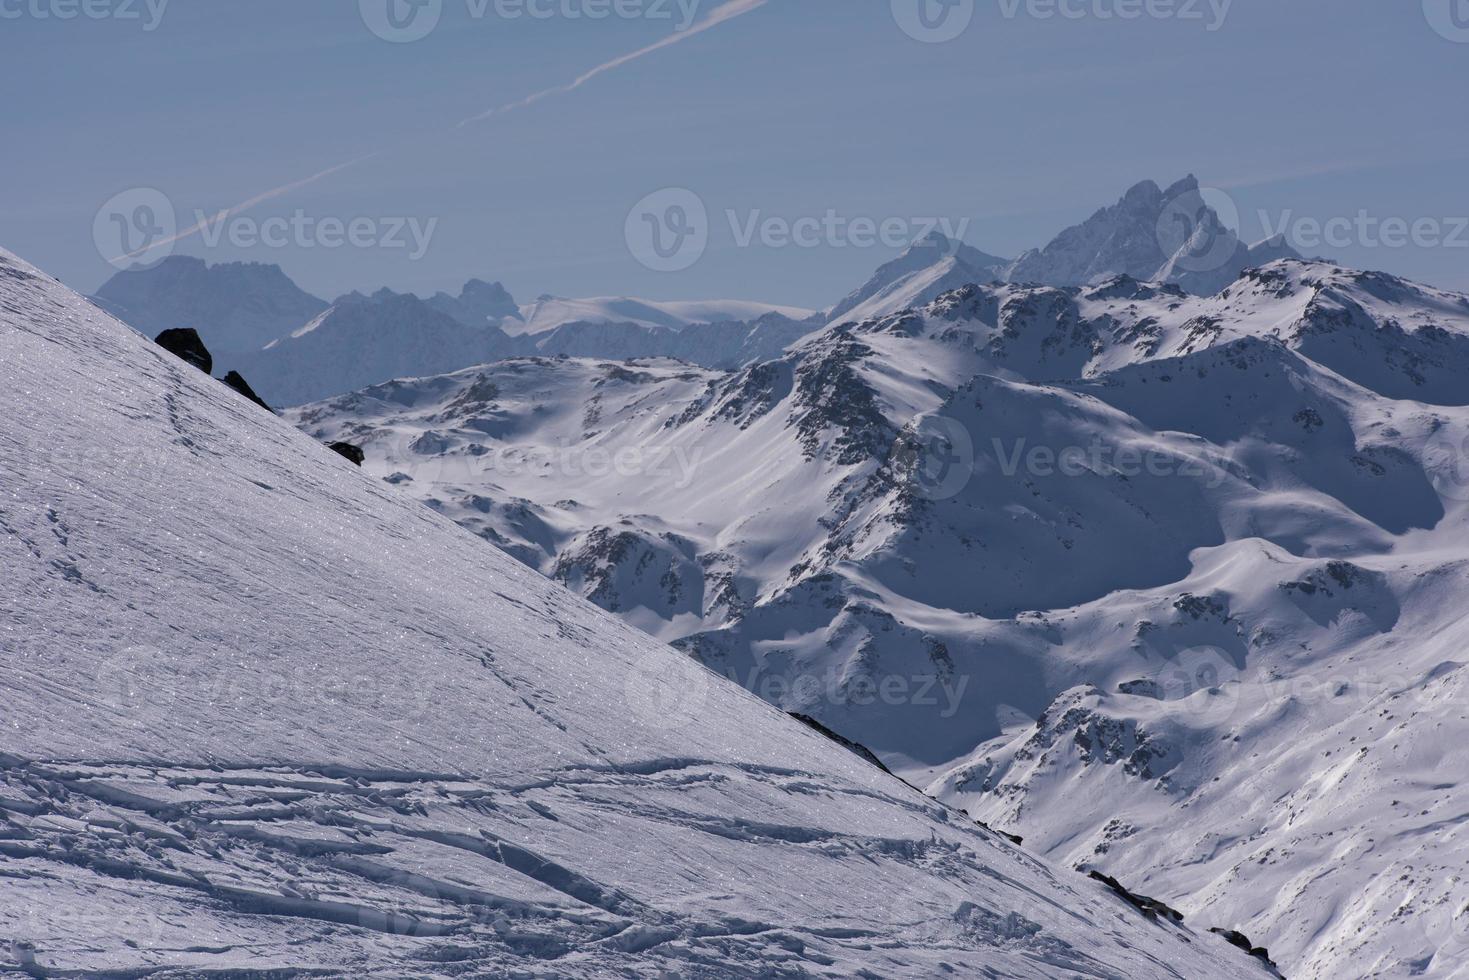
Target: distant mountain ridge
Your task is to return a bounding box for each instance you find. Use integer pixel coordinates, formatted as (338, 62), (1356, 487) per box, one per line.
(91, 175), (1306, 406)
(92, 255), (327, 356)
(93, 262), (819, 405)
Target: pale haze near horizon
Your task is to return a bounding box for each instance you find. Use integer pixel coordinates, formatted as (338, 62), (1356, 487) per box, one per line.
(2, 0), (1467, 307)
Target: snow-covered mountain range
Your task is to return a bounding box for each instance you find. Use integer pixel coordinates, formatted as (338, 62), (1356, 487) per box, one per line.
(1005, 175), (1301, 296)
(90, 176), (1295, 408)
(291, 255), (1469, 979)
(92, 254), (329, 357)
(0, 245), (1276, 977)
(94, 259), (817, 406)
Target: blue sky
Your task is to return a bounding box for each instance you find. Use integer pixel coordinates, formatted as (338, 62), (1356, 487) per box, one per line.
(3, 0), (1467, 306)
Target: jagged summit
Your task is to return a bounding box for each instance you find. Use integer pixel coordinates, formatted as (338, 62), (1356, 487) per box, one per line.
(1002, 174), (1297, 294)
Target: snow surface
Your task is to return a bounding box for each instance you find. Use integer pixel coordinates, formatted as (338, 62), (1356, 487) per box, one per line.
(511, 296), (815, 337)
(294, 257), (1469, 978)
(0, 247), (1259, 977)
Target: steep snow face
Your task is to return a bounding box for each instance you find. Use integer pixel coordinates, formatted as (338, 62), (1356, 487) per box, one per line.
(0, 248), (1259, 978)
(1005, 176), (1302, 295)
(828, 232), (1010, 325)
(512, 295), (815, 336)
(294, 257), (1469, 978)
(91, 255), (328, 356)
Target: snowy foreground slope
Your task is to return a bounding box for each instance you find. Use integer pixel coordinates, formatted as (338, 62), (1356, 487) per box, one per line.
(294, 259), (1469, 979)
(0, 250), (1263, 977)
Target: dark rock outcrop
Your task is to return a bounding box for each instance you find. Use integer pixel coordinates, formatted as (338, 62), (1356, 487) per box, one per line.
(789, 712), (893, 776)
(155, 328), (213, 374)
(1209, 928), (1282, 975)
(222, 371), (274, 413)
(328, 442), (366, 467)
(1084, 869), (1184, 923)
(976, 820), (1024, 846)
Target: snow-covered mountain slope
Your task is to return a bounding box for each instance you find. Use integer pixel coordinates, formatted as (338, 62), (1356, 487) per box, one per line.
(1004, 175), (1302, 295)
(512, 295), (815, 336)
(233, 289), (821, 408)
(96, 262), (824, 407)
(232, 288), (520, 408)
(827, 232), (1010, 325)
(92, 255), (328, 356)
(526, 310), (819, 371)
(294, 257), (1469, 978)
(0, 246), (1267, 978)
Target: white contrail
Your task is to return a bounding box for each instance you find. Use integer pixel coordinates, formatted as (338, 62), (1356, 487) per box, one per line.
(459, 0), (770, 126)
(113, 152), (380, 264)
(113, 1), (768, 262)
